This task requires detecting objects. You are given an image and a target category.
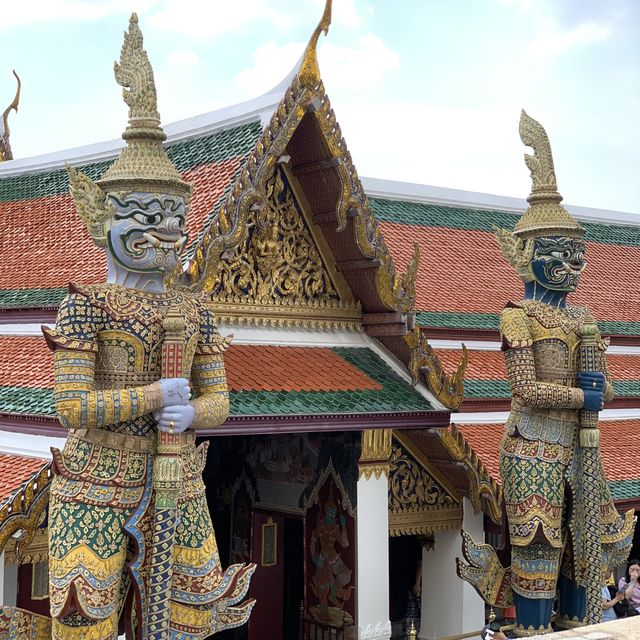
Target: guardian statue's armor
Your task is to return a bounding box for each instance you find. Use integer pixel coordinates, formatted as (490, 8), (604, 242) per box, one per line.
(39, 15), (254, 640)
(457, 112), (632, 636)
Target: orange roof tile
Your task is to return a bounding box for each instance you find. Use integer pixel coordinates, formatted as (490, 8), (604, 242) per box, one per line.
(457, 419), (640, 485)
(381, 220), (640, 325)
(225, 345), (382, 392)
(438, 348), (640, 382)
(0, 455), (46, 503)
(0, 336), (382, 394)
(0, 336), (54, 389)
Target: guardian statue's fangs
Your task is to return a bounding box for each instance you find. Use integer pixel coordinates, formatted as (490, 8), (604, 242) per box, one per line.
(457, 111), (633, 637)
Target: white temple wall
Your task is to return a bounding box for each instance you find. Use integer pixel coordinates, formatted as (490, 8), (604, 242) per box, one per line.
(420, 498), (484, 640)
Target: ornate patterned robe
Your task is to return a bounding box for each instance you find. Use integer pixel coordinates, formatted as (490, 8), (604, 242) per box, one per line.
(499, 300), (633, 600)
(42, 283), (229, 639)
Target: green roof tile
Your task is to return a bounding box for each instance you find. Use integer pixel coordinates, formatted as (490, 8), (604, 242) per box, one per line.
(0, 287), (67, 309)
(0, 121), (262, 204)
(416, 310), (500, 331)
(0, 386), (55, 415)
(609, 479), (640, 502)
(369, 198), (640, 248)
(416, 310), (640, 337)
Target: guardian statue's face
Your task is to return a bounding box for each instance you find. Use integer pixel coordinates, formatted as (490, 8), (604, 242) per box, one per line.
(530, 236), (586, 292)
(106, 192), (187, 273)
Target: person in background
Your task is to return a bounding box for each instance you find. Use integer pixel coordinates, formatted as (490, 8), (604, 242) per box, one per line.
(618, 559), (640, 612)
(602, 569), (624, 621)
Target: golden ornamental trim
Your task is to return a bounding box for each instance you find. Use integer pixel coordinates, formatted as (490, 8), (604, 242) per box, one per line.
(198, 165), (361, 321)
(298, 0), (332, 89)
(0, 463), (52, 563)
(180, 3), (418, 319)
(404, 327), (467, 410)
(388, 440), (461, 537)
(0, 70), (20, 162)
(5, 529), (48, 566)
(358, 429), (392, 480)
(437, 424), (503, 524)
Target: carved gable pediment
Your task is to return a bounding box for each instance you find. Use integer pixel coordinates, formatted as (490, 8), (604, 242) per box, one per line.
(206, 166), (361, 328)
(389, 434), (462, 536)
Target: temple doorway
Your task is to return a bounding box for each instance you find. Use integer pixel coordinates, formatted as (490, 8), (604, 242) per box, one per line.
(389, 535), (422, 639)
(247, 511), (304, 640)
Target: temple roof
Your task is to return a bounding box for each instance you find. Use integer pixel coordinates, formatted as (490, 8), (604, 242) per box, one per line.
(367, 188), (640, 340)
(0, 454), (45, 503)
(0, 334), (440, 433)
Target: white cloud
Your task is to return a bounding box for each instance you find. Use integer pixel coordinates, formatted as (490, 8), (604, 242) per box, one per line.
(147, 0), (296, 40)
(526, 20), (611, 61)
(235, 33), (399, 97)
(165, 49), (200, 70)
(0, 0), (157, 30)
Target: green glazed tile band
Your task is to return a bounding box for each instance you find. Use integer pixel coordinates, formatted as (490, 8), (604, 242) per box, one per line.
(370, 197), (640, 248)
(0, 121), (262, 203)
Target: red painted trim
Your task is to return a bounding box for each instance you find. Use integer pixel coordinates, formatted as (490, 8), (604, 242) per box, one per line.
(0, 410), (450, 438)
(0, 309), (57, 322)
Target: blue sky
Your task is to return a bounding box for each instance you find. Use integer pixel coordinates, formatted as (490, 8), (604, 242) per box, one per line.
(1, 0), (639, 212)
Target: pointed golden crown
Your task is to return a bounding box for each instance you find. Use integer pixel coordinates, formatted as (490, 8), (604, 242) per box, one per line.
(513, 110), (583, 239)
(96, 13), (191, 198)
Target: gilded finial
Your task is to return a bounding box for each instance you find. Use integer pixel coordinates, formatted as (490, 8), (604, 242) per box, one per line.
(0, 71), (21, 162)
(97, 13), (191, 198)
(298, 0), (332, 88)
(519, 109), (561, 206)
(511, 110), (583, 239)
(115, 13), (161, 135)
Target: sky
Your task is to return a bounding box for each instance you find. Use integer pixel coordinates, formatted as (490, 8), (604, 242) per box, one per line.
(1, 0), (639, 212)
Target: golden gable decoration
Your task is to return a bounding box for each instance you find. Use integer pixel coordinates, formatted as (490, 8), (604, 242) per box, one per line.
(205, 166), (361, 328)
(437, 424), (503, 524)
(176, 0), (418, 326)
(389, 432), (461, 536)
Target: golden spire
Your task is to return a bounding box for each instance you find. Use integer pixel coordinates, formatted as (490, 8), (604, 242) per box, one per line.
(96, 13), (191, 198)
(0, 71), (21, 162)
(298, 0), (332, 88)
(513, 110), (583, 239)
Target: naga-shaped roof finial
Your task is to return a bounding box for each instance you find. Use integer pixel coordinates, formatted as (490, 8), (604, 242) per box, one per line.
(512, 110), (583, 239)
(0, 71), (21, 162)
(298, 0), (332, 88)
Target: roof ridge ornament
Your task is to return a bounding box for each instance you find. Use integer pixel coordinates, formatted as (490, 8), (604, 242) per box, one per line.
(0, 70), (21, 162)
(298, 0), (332, 88)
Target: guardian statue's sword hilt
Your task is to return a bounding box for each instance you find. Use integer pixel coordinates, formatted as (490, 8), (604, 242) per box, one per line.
(146, 306), (186, 640)
(579, 320), (603, 624)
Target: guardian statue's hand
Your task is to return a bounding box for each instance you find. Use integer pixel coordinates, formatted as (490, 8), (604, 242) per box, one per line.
(154, 404), (195, 433)
(578, 371), (605, 412)
(578, 371), (605, 392)
(158, 378), (191, 406)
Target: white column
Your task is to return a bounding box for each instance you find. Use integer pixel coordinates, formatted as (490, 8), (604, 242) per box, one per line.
(420, 498), (485, 640)
(357, 472), (391, 640)
(1, 552), (17, 606)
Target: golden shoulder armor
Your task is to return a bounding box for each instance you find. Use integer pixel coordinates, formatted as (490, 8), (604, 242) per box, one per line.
(500, 307), (533, 348)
